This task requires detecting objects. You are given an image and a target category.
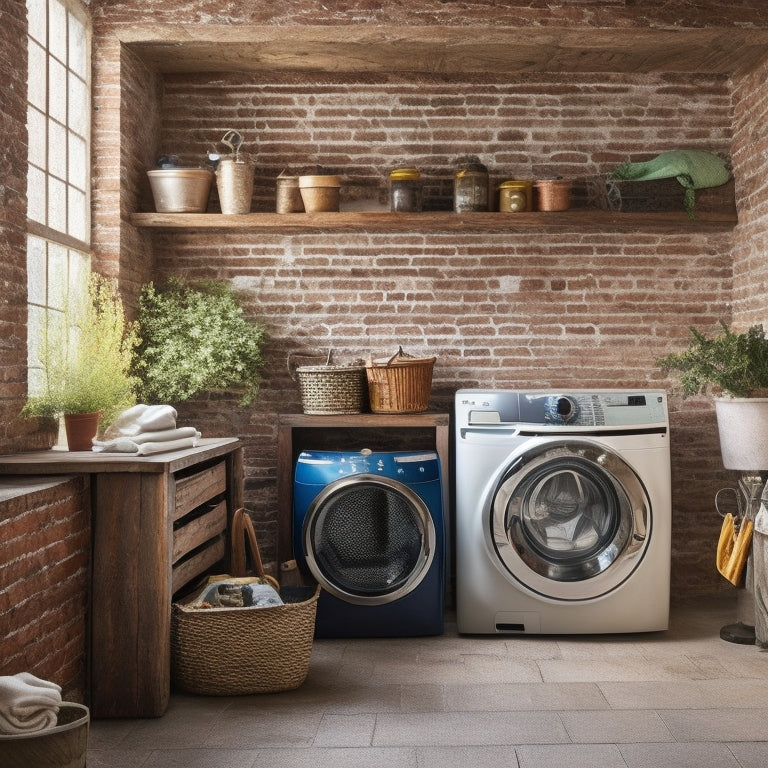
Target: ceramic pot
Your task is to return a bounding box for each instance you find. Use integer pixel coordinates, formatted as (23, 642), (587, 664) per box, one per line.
(715, 397), (768, 470)
(298, 175), (341, 212)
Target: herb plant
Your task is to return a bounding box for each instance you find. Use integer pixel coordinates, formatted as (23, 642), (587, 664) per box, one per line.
(22, 273), (139, 425)
(657, 321), (768, 398)
(133, 278), (267, 405)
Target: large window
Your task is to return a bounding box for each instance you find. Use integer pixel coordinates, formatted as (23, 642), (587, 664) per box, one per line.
(26, 0), (90, 396)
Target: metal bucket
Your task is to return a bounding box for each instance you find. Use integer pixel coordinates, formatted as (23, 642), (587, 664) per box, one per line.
(147, 169), (214, 213)
(216, 158), (254, 214)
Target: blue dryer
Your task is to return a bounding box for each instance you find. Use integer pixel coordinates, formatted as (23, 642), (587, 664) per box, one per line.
(293, 449), (445, 638)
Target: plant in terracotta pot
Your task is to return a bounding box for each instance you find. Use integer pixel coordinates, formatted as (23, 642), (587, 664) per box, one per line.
(22, 273), (140, 450)
(657, 321), (768, 469)
(131, 277), (267, 406)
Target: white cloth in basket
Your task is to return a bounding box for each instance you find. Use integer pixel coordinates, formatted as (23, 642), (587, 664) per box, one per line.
(0, 672), (62, 734)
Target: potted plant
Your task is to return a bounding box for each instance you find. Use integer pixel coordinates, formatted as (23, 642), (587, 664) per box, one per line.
(657, 321), (768, 469)
(131, 277), (267, 406)
(22, 273), (139, 450)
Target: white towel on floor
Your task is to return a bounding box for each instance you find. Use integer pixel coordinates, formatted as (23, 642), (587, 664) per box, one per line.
(102, 404), (178, 439)
(0, 672), (62, 734)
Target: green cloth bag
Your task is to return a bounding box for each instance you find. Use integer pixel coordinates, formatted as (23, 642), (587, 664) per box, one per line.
(609, 150), (730, 217)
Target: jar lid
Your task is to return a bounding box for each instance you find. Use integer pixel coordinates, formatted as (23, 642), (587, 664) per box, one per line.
(390, 167), (421, 181)
(498, 179), (532, 189)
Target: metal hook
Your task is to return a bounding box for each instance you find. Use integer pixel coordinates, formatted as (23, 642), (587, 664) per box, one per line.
(715, 486), (743, 520)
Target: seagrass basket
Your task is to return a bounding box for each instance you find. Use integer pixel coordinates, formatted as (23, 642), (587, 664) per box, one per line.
(171, 585), (320, 695)
(170, 508), (320, 695)
(366, 346), (436, 414)
(289, 350), (368, 415)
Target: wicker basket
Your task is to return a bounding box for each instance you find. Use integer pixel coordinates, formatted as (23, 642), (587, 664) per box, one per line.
(366, 346), (435, 413)
(289, 350), (368, 415)
(170, 508), (320, 696)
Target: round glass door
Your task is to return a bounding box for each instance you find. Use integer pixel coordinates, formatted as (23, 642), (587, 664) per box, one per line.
(489, 441), (650, 601)
(304, 474), (435, 605)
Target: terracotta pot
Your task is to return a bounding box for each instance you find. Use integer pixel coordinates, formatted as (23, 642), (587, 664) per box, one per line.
(298, 175), (341, 212)
(64, 412), (101, 452)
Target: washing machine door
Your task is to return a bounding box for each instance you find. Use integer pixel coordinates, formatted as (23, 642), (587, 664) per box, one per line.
(489, 440), (650, 601)
(303, 474), (436, 606)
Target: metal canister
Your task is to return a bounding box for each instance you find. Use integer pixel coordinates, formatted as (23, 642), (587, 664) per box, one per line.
(276, 175), (304, 213)
(454, 159), (489, 212)
(389, 167), (423, 212)
(498, 180), (533, 212)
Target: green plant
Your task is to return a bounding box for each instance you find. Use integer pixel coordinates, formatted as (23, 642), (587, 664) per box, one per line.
(657, 321), (768, 398)
(132, 277), (267, 405)
(22, 273), (139, 425)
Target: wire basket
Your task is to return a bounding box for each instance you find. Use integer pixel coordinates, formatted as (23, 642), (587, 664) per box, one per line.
(289, 350), (368, 415)
(366, 346), (436, 413)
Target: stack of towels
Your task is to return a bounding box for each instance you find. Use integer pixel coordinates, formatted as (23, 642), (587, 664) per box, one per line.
(92, 404), (201, 455)
(0, 672), (62, 734)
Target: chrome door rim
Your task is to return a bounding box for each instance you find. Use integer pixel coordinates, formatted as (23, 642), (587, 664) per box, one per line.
(303, 474), (436, 605)
(488, 441), (650, 601)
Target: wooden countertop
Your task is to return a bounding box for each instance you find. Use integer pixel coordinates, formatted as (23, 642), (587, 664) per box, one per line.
(0, 437), (241, 475)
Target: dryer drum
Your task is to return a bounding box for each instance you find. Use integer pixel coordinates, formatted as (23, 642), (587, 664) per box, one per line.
(304, 475), (436, 605)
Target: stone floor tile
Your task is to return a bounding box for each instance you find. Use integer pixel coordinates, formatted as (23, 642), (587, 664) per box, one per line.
(559, 709), (674, 743)
(658, 707), (768, 742)
(442, 682), (607, 711)
(619, 741), (743, 768)
(313, 713), (376, 746)
(516, 743), (627, 768)
(372, 711), (569, 746)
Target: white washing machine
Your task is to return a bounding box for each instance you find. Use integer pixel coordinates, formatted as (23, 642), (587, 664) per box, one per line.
(455, 389), (671, 634)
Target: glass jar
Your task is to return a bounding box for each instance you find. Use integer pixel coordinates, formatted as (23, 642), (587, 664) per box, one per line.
(498, 180), (533, 212)
(454, 159), (489, 212)
(389, 167), (423, 212)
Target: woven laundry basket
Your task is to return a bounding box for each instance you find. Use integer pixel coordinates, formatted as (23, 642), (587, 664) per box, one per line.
(366, 346), (436, 414)
(171, 508), (320, 695)
(289, 349), (368, 415)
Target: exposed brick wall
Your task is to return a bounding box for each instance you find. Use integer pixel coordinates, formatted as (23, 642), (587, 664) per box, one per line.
(731, 57), (768, 330)
(0, 0), (38, 454)
(122, 67), (736, 597)
(0, 477), (91, 702)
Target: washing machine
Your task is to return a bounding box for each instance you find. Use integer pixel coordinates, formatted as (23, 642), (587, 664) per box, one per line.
(293, 449), (445, 637)
(455, 389), (671, 634)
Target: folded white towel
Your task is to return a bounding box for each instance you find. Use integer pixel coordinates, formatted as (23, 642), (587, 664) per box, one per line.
(92, 426), (199, 452)
(102, 404), (178, 439)
(0, 672), (62, 735)
(91, 433), (201, 455)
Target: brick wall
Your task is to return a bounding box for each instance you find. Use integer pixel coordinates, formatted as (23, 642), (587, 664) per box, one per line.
(0, 477), (91, 702)
(0, 0), (40, 454)
(732, 57), (768, 330)
(120, 65), (737, 597)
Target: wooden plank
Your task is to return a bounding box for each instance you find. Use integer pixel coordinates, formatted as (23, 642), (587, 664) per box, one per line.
(172, 500), (228, 563)
(90, 474), (146, 718)
(0, 437), (241, 475)
(173, 461), (226, 521)
(171, 535), (227, 595)
(130, 209), (737, 232)
(119, 25), (768, 76)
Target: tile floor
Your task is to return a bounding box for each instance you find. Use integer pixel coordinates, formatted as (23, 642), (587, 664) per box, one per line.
(87, 598), (768, 768)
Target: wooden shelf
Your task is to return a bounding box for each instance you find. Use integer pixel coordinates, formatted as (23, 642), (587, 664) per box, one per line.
(131, 209), (737, 234)
(122, 25), (768, 77)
